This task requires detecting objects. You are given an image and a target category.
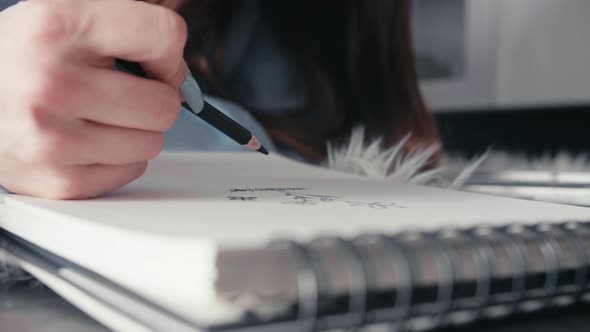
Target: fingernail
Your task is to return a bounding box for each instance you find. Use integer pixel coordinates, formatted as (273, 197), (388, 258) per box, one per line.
(179, 71), (204, 113)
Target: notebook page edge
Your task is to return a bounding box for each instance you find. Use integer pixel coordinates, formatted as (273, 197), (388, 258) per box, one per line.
(0, 195), (244, 326)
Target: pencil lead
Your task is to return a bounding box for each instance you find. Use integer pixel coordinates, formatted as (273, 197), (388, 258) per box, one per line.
(257, 146), (269, 155)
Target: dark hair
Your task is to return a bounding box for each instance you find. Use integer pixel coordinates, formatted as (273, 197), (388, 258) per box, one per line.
(179, 0), (439, 163)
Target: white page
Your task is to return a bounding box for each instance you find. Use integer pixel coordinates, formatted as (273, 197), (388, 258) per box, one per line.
(2, 151), (590, 325)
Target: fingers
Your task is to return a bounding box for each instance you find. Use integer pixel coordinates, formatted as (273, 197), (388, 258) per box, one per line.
(79, 0), (187, 61)
(71, 67), (182, 131)
(0, 0), (189, 199)
(16, 0), (186, 131)
(11, 162), (148, 200)
(79, 0), (188, 87)
(22, 0), (188, 88)
(77, 121), (165, 165)
(17, 119), (166, 166)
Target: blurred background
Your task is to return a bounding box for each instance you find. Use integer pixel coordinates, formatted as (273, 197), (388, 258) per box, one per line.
(2, 2), (590, 332)
(412, 0), (590, 159)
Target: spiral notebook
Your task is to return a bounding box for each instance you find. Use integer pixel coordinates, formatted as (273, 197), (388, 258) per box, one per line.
(2, 151), (590, 332)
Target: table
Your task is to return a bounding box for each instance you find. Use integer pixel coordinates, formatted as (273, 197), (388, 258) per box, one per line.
(1, 282), (107, 332)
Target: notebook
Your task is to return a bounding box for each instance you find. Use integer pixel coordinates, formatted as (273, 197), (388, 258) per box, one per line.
(2, 151), (590, 332)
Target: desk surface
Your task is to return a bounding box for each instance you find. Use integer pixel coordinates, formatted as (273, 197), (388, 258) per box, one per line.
(1, 283), (107, 332)
(1, 280), (589, 332)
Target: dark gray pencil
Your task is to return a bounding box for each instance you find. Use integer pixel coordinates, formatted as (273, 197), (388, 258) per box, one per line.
(116, 59), (268, 155)
(181, 100), (268, 154)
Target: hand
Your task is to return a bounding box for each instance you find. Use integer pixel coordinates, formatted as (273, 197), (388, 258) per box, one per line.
(0, 0), (188, 199)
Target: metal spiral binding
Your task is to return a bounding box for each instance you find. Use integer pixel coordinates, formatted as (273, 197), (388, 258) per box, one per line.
(450, 228), (494, 322)
(311, 237), (369, 331)
(493, 225), (530, 315)
(530, 224), (562, 309)
(558, 222), (590, 298)
(268, 222), (590, 332)
(423, 230), (457, 327)
(367, 235), (413, 327)
(270, 240), (319, 332)
(388, 231), (453, 332)
(468, 228), (496, 312)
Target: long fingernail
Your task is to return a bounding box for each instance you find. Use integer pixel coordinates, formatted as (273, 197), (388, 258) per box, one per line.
(179, 71), (204, 113)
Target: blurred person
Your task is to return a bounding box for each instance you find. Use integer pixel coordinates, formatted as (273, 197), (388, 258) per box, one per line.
(0, 0), (438, 199)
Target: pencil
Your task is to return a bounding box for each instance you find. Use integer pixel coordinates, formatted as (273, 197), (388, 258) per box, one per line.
(115, 59), (269, 155)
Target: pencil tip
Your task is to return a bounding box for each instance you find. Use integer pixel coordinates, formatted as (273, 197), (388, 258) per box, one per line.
(258, 146), (269, 155)
(245, 136), (268, 155)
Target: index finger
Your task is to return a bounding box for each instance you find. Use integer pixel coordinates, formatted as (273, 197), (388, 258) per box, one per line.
(78, 0), (188, 88)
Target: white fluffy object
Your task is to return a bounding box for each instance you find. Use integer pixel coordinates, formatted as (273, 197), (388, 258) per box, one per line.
(324, 126), (487, 188)
(325, 127), (444, 183)
(324, 126), (590, 188)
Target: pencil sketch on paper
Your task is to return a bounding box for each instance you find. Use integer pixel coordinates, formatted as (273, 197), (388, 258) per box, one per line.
(226, 188), (406, 209)
(227, 196), (258, 201)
